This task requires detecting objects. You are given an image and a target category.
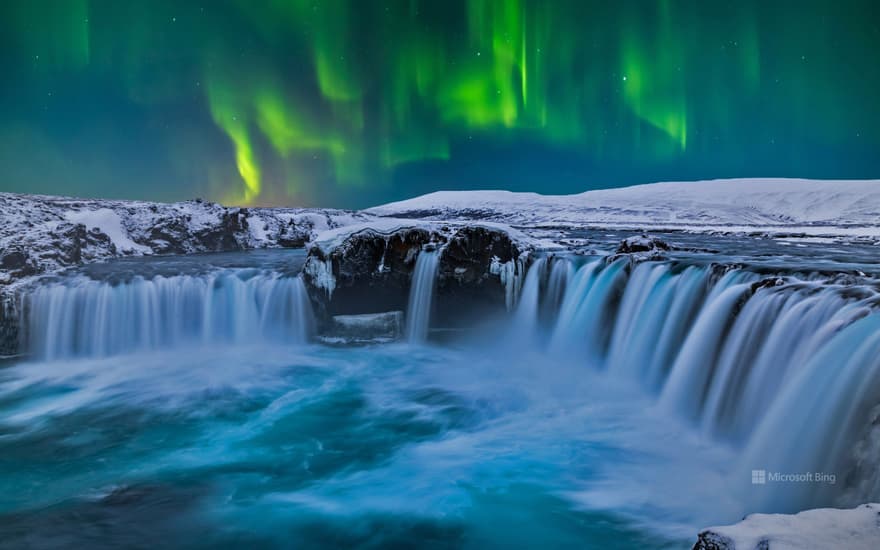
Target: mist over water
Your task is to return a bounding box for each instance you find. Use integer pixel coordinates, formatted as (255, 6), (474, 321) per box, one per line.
(0, 343), (725, 548)
(3, 246), (880, 548)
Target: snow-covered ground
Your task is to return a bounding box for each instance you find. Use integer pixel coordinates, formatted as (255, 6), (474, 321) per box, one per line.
(368, 178), (880, 239)
(4, 178), (880, 287)
(694, 503), (880, 549)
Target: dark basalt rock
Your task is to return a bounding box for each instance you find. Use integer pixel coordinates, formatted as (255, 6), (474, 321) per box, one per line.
(1, 248), (38, 280)
(435, 226), (523, 326)
(304, 227), (443, 322)
(0, 292), (20, 356)
(302, 225), (529, 332)
(750, 277), (786, 292)
(607, 234), (671, 263)
(47, 223), (117, 267)
(616, 234), (671, 254)
(0, 250), (28, 271)
(143, 208), (252, 254)
(193, 208), (250, 251)
(276, 221), (309, 248)
(692, 530), (737, 550)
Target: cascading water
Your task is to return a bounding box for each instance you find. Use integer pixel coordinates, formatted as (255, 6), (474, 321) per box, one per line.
(509, 257), (545, 345)
(406, 248), (440, 344)
(512, 255), (880, 511)
(549, 259), (628, 362)
(541, 257), (573, 323)
(24, 270), (314, 359)
(741, 313), (880, 511)
(8, 244), (880, 546)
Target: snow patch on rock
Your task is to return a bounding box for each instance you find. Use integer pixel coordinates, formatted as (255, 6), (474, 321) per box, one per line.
(65, 209), (151, 254)
(309, 218), (552, 258)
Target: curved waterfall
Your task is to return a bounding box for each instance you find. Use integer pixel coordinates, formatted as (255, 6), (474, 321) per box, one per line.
(15, 250), (880, 516)
(513, 256), (880, 511)
(24, 271), (314, 359)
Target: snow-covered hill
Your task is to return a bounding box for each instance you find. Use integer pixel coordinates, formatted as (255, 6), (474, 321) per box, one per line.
(368, 178), (880, 238)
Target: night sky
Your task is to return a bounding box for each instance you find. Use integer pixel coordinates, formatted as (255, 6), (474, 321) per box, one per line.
(2, 0), (879, 208)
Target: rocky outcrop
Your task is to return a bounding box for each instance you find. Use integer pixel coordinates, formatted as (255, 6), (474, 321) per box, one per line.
(0, 192), (371, 287)
(437, 225), (526, 316)
(607, 234), (671, 263)
(301, 222), (532, 331)
(693, 504), (880, 550)
(303, 225), (438, 319)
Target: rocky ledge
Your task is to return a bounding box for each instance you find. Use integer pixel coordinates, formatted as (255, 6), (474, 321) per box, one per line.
(693, 503), (880, 549)
(607, 234), (671, 263)
(301, 221), (537, 332)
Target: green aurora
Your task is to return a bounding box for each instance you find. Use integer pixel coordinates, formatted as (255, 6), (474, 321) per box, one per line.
(1, 0), (879, 207)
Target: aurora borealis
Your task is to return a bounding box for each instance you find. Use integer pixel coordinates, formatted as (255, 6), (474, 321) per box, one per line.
(1, 1), (879, 208)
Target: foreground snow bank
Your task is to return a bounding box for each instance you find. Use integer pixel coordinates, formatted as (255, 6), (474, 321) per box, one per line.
(368, 178), (880, 239)
(693, 503), (880, 549)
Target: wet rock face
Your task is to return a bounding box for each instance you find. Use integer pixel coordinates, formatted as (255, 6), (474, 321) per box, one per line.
(0, 293), (19, 356)
(302, 225), (528, 331)
(304, 228), (442, 321)
(750, 277), (786, 292)
(435, 226), (522, 325)
(439, 226), (518, 284)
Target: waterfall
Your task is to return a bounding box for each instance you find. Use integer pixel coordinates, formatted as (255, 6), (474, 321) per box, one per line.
(25, 271), (314, 360)
(658, 282), (753, 419)
(512, 256), (880, 509)
(540, 257), (573, 325)
(510, 257), (546, 345)
(742, 314), (880, 512)
(549, 259), (627, 362)
(406, 249), (440, 344)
